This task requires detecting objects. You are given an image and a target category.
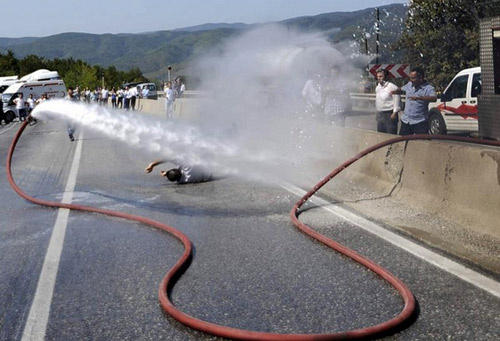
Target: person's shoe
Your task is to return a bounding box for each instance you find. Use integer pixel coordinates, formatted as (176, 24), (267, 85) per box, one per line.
(69, 134), (74, 141)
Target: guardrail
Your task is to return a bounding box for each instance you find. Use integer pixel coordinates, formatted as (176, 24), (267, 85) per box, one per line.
(349, 93), (407, 113)
(155, 91), (403, 114)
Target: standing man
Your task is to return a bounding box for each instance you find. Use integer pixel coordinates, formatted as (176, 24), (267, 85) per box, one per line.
(123, 86), (130, 110)
(101, 87), (109, 106)
(66, 87), (78, 141)
(13, 93), (27, 122)
(164, 81), (175, 120)
(323, 65), (350, 127)
(129, 85), (138, 111)
(393, 66), (437, 135)
(26, 94), (36, 116)
(375, 69), (400, 134)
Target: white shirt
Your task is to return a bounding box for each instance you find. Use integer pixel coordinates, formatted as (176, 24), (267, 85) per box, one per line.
(178, 166), (212, 183)
(128, 87), (138, 97)
(27, 98), (35, 109)
(165, 87), (175, 102)
(14, 97), (25, 109)
(375, 81), (400, 112)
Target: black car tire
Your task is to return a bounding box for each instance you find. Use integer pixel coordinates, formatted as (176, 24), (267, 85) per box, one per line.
(429, 111), (447, 135)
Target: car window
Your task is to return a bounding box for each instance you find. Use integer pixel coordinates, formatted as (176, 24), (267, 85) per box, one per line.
(471, 73), (481, 98)
(445, 75), (468, 99)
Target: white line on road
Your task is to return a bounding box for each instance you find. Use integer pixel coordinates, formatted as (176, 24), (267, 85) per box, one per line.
(0, 122), (19, 134)
(22, 133), (84, 341)
(282, 183), (500, 299)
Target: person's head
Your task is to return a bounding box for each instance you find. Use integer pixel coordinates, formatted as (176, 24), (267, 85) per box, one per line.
(166, 81), (172, 88)
(67, 87), (74, 97)
(409, 67), (425, 86)
(18, 93), (23, 98)
(29, 94), (33, 98)
(166, 168), (182, 182)
(376, 69), (390, 84)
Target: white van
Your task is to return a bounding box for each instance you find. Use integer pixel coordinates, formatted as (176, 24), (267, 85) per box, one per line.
(0, 75), (19, 93)
(1, 69), (66, 123)
(138, 82), (158, 100)
(428, 67), (481, 134)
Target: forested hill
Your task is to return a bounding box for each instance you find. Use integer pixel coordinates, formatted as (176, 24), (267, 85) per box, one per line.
(0, 4), (406, 80)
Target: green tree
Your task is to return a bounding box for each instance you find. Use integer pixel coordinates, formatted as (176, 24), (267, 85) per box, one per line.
(19, 55), (48, 76)
(103, 66), (121, 89)
(395, 0), (500, 90)
(0, 50), (20, 76)
(79, 64), (99, 90)
(0, 51), (150, 90)
(123, 67), (148, 85)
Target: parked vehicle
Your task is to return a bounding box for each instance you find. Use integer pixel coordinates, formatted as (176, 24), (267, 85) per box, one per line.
(428, 67), (481, 135)
(0, 76), (19, 94)
(138, 82), (158, 100)
(1, 69), (66, 123)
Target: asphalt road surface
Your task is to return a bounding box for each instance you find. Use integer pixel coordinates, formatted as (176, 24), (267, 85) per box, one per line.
(1, 117), (499, 340)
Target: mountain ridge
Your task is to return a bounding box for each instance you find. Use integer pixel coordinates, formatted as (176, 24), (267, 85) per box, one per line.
(0, 4), (407, 81)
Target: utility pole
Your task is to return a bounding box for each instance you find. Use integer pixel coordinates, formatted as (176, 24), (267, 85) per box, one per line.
(375, 8), (380, 64)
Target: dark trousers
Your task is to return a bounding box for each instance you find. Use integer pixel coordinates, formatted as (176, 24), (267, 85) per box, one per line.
(18, 108), (27, 121)
(130, 96), (136, 111)
(376, 110), (398, 134)
(399, 120), (429, 136)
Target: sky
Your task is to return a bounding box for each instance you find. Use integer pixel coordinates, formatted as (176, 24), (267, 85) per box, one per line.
(2, 0), (408, 38)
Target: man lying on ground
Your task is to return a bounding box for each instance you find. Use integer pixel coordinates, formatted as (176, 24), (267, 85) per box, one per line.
(145, 160), (213, 184)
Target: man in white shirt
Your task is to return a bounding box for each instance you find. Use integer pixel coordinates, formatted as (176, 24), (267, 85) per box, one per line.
(164, 81), (175, 119)
(13, 93), (27, 122)
(375, 69), (401, 134)
(128, 85), (138, 111)
(101, 87), (109, 106)
(26, 94), (35, 114)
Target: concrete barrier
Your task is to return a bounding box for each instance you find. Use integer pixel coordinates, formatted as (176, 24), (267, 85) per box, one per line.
(319, 127), (500, 241)
(135, 97), (202, 121)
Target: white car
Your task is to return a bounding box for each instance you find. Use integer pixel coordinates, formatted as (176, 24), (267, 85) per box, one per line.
(428, 67), (481, 135)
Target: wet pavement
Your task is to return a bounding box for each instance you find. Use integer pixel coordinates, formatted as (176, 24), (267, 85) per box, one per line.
(1, 119), (499, 340)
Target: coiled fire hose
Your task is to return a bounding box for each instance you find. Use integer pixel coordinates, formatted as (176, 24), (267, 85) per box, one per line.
(8, 120), (500, 340)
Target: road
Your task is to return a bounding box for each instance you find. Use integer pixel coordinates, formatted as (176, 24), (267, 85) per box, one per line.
(1, 117), (499, 340)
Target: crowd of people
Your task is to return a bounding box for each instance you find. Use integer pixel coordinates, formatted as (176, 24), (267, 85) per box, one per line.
(75, 85), (140, 110)
(7, 76), (187, 123)
(302, 65), (437, 136)
(7, 92), (47, 123)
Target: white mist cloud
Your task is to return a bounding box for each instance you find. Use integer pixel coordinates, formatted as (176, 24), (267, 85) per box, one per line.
(33, 25), (369, 183)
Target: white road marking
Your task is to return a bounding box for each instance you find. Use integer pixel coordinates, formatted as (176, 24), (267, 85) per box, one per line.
(0, 122), (19, 134)
(282, 183), (500, 299)
(22, 133), (84, 341)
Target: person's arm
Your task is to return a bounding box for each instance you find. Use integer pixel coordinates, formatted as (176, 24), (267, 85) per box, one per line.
(407, 95), (437, 102)
(145, 159), (168, 173)
(391, 83), (401, 119)
(391, 87), (404, 95)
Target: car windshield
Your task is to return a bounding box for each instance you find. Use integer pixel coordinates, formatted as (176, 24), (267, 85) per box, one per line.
(2, 93), (14, 103)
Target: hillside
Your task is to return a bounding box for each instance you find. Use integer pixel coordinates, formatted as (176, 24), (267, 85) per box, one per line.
(0, 4), (407, 81)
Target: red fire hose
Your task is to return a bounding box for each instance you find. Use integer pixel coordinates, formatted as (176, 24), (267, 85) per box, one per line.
(8, 120), (500, 340)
